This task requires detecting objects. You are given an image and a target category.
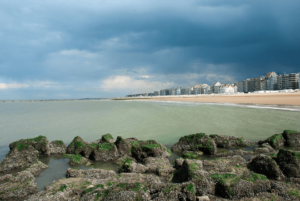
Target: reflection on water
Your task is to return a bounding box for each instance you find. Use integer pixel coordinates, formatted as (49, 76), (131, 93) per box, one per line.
(36, 156), (119, 191)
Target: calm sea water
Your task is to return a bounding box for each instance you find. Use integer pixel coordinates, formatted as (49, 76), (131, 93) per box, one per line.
(0, 100), (300, 160)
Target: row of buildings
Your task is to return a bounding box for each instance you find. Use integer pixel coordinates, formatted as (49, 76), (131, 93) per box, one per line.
(127, 72), (300, 97)
(235, 72), (300, 92)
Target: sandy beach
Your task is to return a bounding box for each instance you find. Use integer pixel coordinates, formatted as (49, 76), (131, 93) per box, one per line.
(125, 91), (300, 106)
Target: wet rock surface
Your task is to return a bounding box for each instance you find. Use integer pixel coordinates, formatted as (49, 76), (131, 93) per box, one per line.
(0, 145), (39, 172)
(1, 130), (300, 200)
(0, 171), (37, 201)
(49, 140), (66, 154)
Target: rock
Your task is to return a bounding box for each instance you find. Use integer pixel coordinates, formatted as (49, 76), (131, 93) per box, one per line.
(66, 168), (117, 179)
(115, 136), (134, 156)
(211, 171), (271, 199)
(173, 159), (203, 182)
(276, 149), (300, 178)
(259, 134), (285, 148)
(282, 130), (300, 147)
(84, 161), (93, 167)
(197, 195), (210, 201)
(49, 140), (66, 154)
(9, 135), (50, 156)
(131, 140), (171, 162)
(66, 136), (94, 158)
(216, 149), (244, 157)
(119, 158), (148, 174)
(254, 143), (275, 154)
(63, 154), (90, 166)
(25, 161), (48, 177)
(100, 133), (115, 143)
(172, 133), (217, 155)
(89, 143), (119, 162)
(174, 158), (184, 168)
(209, 134), (255, 148)
(144, 157), (175, 177)
(0, 171), (37, 200)
(115, 155), (137, 166)
(248, 155), (284, 180)
(0, 145), (39, 172)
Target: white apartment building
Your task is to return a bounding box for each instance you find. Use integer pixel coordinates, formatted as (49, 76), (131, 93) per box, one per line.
(170, 87), (176, 95)
(201, 84), (210, 94)
(175, 87), (181, 95)
(220, 84), (236, 94)
(193, 85), (202, 94)
(212, 82), (221, 94)
(265, 72), (278, 90)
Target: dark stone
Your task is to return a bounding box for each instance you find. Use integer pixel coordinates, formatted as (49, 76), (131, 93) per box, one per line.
(259, 134), (285, 148)
(248, 155), (284, 180)
(172, 133), (217, 155)
(282, 130), (300, 147)
(276, 149), (300, 178)
(66, 136), (94, 158)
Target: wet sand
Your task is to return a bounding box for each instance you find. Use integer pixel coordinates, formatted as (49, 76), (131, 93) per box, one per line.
(126, 91), (300, 106)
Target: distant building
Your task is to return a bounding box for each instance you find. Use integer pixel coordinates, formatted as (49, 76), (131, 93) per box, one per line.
(220, 84), (235, 94)
(154, 91), (160, 96)
(170, 87), (176, 95)
(277, 74), (289, 90)
(289, 73), (300, 89)
(235, 81), (244, 92)
(175, 87), (181, 95)
(193, 85), (202, 94)
(265, 72), (278, 90)
(212, 82), (221, 94)
(201, 84), (210, 94)
(160, 89), (170, 96)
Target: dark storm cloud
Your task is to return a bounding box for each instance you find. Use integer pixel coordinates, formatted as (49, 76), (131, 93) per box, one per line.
(0, 0), (299, 98)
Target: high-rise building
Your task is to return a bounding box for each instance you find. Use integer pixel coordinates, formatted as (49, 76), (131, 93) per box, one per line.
(265, 72), (278, 90)
(235, 81), (244, 92)
(277, 74), (289, 90)
(175, 87), (181, 95)
(289, 73), (300, 89)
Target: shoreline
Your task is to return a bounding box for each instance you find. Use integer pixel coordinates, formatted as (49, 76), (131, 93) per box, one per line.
(118, 91), (300, 106)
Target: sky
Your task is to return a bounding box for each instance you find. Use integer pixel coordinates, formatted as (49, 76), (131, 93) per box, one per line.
(0, 0), (300, 99)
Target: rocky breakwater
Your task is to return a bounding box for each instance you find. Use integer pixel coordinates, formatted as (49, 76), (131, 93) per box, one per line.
(1, 130), (300, 200)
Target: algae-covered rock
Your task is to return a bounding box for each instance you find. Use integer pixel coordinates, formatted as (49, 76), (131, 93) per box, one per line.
(172, 133), (217, 155)
(254, 143), (275, 154)
(276, 149), (300, 178)
(209, 134), (255, 148)
(118, 157), (148, 174)
(211, 171), (271, 199)
(115, 136), (134, 157)
(0, 145), (39, 172)
(144, 157), (175, 177)
(89, 143), (119, 162)
(63, 154), (90, 166)
(9, 135), (50, 156)
(282, 130), (300, 147)
(130, 140), (171, 162)
(173, 159), (203, 182)
(259, 134), (285, 148)
(49, 140), (66, 154)
(66, 136), (94, 158)
(248, 155), (284, 180)
(66, 168), (116, 179)
(0, 171), (37, 201)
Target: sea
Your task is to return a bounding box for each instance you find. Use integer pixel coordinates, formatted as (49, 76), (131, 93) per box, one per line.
(0, 99), (300, 190)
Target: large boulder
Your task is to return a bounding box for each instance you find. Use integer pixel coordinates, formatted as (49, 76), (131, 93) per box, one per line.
(118, 158), (148, 174)
(276, 149), (300, 178)
(0, 171), (37, 201)
(209, 134), (255, 148)
(172, 133), (217, 155)
(63, 154), (90, 166)
(144, 157), (175, 177)
(0, 145), (39, 172)
(49, 140), (66, 154)
(173, 159), (203, 182)
(9, 135), (50, 156)
(211, 171), (271, 199)
(254, 143), (275, 154)
(114, 136), (135, 157)
(248, 155), (284, 180)
(259, 134), (285, 148)
(130, 140), (171, 162)
(89, 143), (119, 162)
(66, 136), (94, 158)
(282, 130), (300, 147)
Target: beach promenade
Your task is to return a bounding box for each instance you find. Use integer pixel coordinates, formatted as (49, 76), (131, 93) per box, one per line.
(125, 91), (300, 106)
